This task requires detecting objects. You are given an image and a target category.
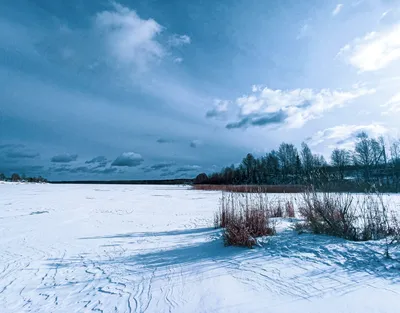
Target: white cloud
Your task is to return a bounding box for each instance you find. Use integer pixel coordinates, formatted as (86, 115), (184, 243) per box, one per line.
(307, 124), (389, 149)
(226, 86), (375, 129)
(296, 23), (310, 40)
(206, 99), (230, 118)
(95, 2), (164, 70)
(381, 92), (400, 114)
(173, 57), (183, 63)
(332, 4), (343, 16)
(111, 152), (143, 167)
(168, 34), (191, 46)
(338, 23), (400, 72)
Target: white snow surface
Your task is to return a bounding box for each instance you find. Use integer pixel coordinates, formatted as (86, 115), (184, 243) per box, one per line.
(1, 183), (400, 313)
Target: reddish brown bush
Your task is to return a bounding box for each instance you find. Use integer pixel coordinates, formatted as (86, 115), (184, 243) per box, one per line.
(285, 201), (296, 218)
(215, 192), (275, 248)
(194, 184), (306, 193)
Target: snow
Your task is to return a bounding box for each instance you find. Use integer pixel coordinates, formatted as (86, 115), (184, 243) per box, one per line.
(1, 183), (400, 313)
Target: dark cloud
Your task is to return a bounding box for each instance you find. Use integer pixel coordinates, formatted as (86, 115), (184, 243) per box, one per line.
(111, 152), (143, 167)
(190, 140), (201, 148)
(156, 138), (174, 144)
(226, 110), (287, 129)
(51, 154), (78, 163)
(149, 162), (175, 171)
(174, 165), (201, 173)
(51, 165), (118, 175)
(85, 156), (108, 167)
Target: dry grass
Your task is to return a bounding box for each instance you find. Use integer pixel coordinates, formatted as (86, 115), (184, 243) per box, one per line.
(214, 192), (276, 248)
(297, 189), (400, 254)
(194, 184), (306, 193)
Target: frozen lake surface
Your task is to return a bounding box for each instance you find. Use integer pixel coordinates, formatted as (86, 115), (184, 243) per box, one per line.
(1, 183), (400, 313)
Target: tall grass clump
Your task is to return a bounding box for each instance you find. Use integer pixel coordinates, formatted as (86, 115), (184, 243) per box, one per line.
(214, 192), (276, 248)
(297, 189), (400, 257)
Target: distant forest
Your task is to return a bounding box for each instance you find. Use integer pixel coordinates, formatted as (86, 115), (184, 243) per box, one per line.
(194, 132), (400, 192)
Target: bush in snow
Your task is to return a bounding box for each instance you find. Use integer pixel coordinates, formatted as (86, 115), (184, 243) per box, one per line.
(214, 192), (275, 248)
(298, 189), (400, 257)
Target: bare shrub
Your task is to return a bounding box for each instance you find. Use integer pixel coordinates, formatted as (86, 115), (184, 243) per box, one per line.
(215, 192), (275, 248)
(285, 201), (295, 218)
(299, 189), (400, 256)
(299, 191), (358, 240)
(194, 184), (306, 193)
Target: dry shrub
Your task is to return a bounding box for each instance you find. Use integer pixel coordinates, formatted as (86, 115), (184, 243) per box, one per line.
(195, 184), (306, 193)
(285, 201), (296, 218)
(299, 191), (358, 240)
(215, 192), (275, 248)
(299, 189), (400, 252)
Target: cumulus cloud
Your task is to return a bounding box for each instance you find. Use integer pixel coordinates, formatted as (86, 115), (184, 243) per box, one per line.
(175, 165), (201, 173)
(337, 23), (400, 72)
(307, 124), (389, 149)
(85, 156), (108, 167)
(206, 99), (230, 119)
(381, 92), (400, 114)
(332, 4), (343, 16)
(111, 152), (143, 167)
(94, 3), (191, 71)
(168, 34), (191, 46)
(225, 85), (374, 129)
(51, 154), (78, 163)
(95, 2), (164, 70)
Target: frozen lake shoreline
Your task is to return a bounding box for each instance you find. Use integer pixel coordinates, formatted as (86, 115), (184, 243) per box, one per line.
(1, 184), (400, 313)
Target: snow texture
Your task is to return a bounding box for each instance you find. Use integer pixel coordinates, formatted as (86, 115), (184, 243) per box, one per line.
(0, 183), (400, 313)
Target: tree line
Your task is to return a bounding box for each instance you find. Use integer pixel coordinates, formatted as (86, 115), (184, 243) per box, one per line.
(0, 172), (48, 183)
(195, 132), (400, 192)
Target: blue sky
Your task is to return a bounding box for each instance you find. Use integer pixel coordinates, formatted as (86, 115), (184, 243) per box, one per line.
(1, 0), (400, 180)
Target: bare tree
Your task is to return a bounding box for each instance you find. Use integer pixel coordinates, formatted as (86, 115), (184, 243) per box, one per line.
(331, 148), (351, 180)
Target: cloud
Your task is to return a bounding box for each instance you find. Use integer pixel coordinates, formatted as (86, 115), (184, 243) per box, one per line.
(173, 57), (183, 64)
(337, 23), (400, 72)
(0, 144), (39, 159)
(190, 140), (202, 148)
(175, 165), (201, 172)
(332, 4), (343, 16)
(85, 156), (108, 166)
(307, 124), (389, 148)
(111, 152), (143, 167)
(296, 22), (310, 40)
(206, 99), (230, 119)
(156, 138), (174, 144)
(51, 164), (118, 175)
(168, 34), (191, 47)
(381, 92), (400, 114)
(226, 110), (287, 129)
(149, 162), (175, 171)
(225, 86), (374, 129)
(51, 154), (78, 163)
(95, 2), (164, 70)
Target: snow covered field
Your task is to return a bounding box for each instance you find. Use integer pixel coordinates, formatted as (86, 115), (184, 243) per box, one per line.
(1, 183), (400, 313)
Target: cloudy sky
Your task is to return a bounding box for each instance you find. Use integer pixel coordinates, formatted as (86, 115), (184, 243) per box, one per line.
(1, 0), (400, 180)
